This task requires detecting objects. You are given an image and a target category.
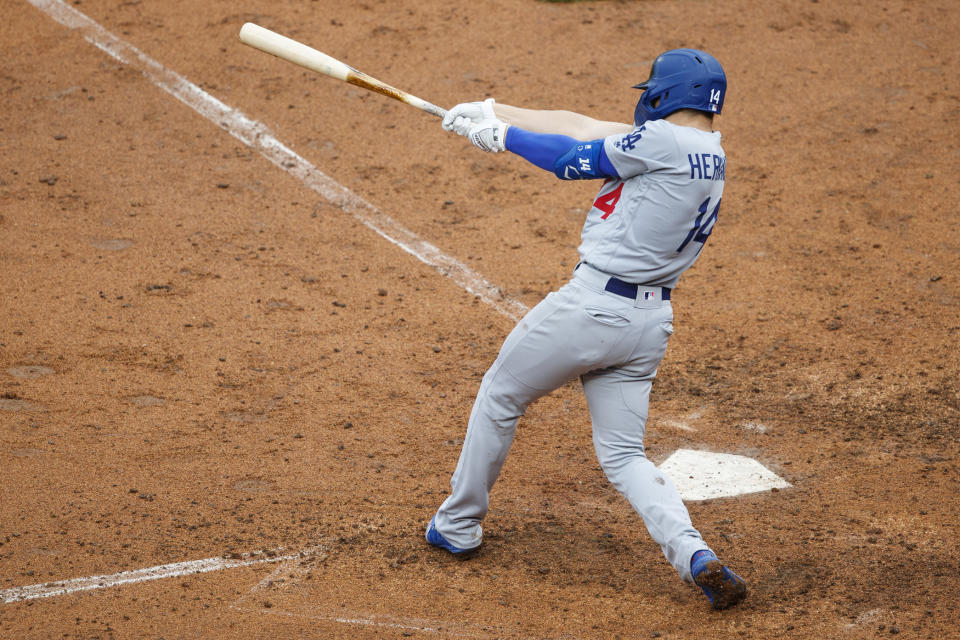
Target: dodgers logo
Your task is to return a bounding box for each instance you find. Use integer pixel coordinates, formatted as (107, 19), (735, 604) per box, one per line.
(616, 125), (646, 151)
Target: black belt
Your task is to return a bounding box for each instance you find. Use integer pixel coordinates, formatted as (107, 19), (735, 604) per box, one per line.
(604, 277), (671, 301)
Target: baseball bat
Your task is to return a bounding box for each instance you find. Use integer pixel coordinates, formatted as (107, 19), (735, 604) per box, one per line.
(238, 23), (446, 119)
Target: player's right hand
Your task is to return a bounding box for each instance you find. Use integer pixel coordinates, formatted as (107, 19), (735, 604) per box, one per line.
(442, 98), (496, 134)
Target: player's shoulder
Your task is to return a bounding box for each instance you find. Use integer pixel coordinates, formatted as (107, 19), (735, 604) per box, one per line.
(607, 119), (668, 153)
(607, 118), (670, 140)
(607, 119), (693, 164)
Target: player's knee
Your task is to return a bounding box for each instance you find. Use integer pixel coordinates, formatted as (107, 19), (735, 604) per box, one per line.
(487, 369), (538, 406)
(479, 383), (532, 434)
(595, 441), (647, 479)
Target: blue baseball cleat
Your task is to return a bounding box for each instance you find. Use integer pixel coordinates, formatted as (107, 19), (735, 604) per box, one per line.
(691, 550), (747, 610)
(425, 516), (481, 555)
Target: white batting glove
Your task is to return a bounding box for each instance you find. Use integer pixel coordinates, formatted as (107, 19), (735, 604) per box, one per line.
(467, 118), (509, 153)
(449, 115), (476, 137)
(442, 98), (496, 133)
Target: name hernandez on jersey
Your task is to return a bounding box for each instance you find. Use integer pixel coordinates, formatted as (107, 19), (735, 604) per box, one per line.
(688, 151), (726, 181)
(578, 120), (726, 288)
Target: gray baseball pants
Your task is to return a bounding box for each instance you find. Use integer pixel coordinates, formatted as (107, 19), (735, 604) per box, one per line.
(433, 264), (707, 582)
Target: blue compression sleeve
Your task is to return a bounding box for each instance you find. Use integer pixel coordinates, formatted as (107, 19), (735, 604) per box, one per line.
(504, 127), (620, 180)
(504, 127), (577, 171)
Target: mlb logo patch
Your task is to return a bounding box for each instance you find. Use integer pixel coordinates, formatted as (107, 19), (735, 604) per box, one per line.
(643, 291), (656, 301)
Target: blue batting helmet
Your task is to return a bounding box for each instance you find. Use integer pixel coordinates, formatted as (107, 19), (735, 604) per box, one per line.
(633, 49), (726, 126)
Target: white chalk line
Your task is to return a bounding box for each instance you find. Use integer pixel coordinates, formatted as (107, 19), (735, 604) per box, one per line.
(25, 0), (528, 322)
(230, 544), (322, 607)
(235, 606), (497, 639)
(0, 550), (297, 604)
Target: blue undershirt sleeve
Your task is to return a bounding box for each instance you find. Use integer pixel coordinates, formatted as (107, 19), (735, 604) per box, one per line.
(504, 127), (620, 180)
(504, 127), (575, 172)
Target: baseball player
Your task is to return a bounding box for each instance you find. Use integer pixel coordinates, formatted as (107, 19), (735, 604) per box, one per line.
(425, 49), (746, 610)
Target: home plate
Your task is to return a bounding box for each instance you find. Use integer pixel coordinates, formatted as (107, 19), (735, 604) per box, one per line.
(659, 449), (792, 501)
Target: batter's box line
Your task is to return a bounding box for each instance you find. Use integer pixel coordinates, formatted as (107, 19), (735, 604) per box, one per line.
(232, 604), (505, 639)
(231, 544), (328, 609)
(0, 549), (300, 604)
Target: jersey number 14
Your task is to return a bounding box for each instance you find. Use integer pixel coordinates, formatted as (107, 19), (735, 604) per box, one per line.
(677, 196), (721, 253)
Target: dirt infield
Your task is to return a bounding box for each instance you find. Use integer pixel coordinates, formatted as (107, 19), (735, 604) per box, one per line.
(2, 0), (959, 638)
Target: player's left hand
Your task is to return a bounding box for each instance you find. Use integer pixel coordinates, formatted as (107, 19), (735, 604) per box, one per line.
(467, 119), (508, 153)
(442, 98), (496, 134)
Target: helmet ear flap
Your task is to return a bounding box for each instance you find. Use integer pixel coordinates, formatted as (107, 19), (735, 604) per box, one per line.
(633, 87), (667, 126)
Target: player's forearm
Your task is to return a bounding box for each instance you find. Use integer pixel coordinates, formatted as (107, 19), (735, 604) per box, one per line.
(503, 127), (576, 171)
(494, 104), (632, 140)
(504, 127), (619, 180)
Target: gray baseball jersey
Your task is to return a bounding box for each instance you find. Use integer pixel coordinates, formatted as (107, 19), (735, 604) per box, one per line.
(579, 120), (725, 287)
